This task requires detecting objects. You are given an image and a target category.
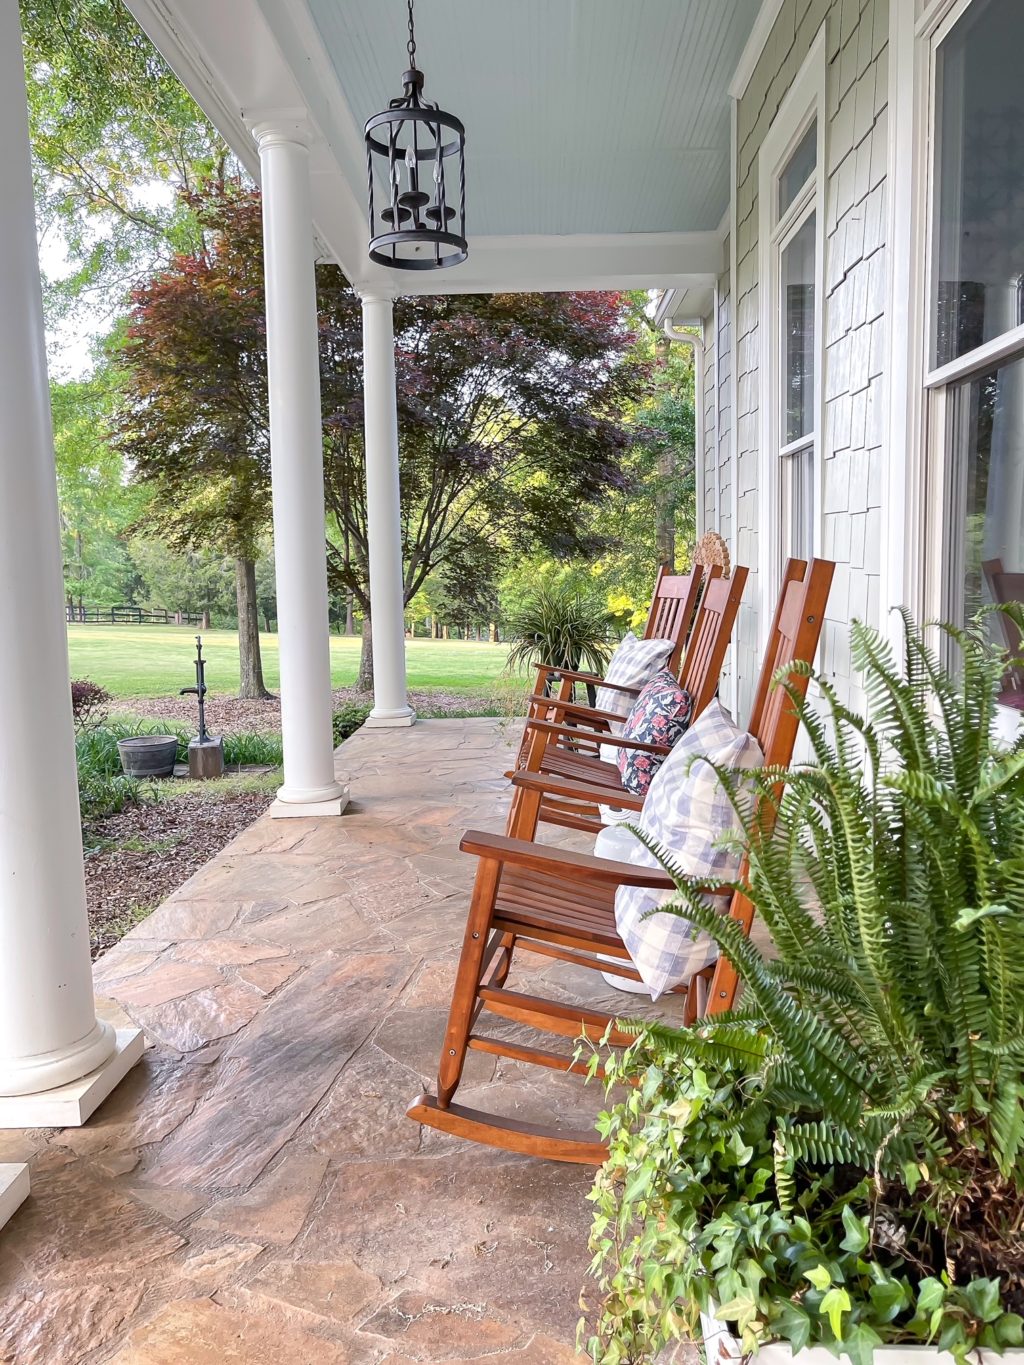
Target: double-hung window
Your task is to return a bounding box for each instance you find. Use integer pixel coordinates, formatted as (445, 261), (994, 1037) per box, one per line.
(758, 30), (825, 602)
(925, 0), (1024, 714)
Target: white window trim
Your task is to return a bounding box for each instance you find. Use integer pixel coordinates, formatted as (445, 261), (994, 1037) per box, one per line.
(756, 25), (826, 646)
(887, 0), (1024, 734)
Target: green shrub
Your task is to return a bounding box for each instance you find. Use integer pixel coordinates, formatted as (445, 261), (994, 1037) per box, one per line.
(333, 703), (372, 745)
(70, 678), (111, 731)
(78, 770), (153, 821)
(221, 731), (283, 766)
(75, 724), (158, 819)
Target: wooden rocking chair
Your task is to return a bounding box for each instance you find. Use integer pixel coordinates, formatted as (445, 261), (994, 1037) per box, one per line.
(983, 558), (1024, 704)
(407, 558), (834, 1163)
(508, 563), (709, 779)
(508, 563), (751, 839)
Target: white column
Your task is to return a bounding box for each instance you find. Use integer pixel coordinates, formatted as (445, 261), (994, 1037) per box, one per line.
(0, 5), (141, 1120)
(361, 294), (415, 726)
(252, 117), (348, 815)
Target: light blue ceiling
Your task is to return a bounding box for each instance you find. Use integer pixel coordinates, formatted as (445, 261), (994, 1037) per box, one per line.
(305, 0), (762, 237)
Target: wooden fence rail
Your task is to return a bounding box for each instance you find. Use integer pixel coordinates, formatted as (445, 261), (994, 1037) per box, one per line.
(65, 606), (207, 627)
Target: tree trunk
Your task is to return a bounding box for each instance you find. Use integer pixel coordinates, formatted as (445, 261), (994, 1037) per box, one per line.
(235, 555), (271, 699)
(345, 591), (354, 636)
(356, 613), (374, 692)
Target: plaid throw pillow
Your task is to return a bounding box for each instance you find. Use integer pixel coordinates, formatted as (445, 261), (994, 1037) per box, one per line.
(593, 632), (674, 725)
(615, 670), (693, 797)
(612, 699), (763, 999)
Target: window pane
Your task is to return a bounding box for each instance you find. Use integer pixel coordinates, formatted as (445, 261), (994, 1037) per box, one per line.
(778, 121), (817, 218)
(954, 351), (1024, 707)
(783, 445), (815, 561)
(934, 0), (1024, 367)
(782, 213), (816, 444)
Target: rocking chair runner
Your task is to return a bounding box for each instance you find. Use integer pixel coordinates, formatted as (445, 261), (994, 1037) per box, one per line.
(407, 558), (835, 1163)
(509, 564), (750, 839)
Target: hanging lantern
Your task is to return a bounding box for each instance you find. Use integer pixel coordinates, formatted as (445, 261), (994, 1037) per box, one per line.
(364, 0), (467, 271)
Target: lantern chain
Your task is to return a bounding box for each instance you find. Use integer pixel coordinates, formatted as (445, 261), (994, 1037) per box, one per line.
(406, 0), (417, 69)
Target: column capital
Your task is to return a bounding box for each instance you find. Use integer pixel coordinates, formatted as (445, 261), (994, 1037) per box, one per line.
(247, 108), (314, 152)
(358, 287), (397, 306)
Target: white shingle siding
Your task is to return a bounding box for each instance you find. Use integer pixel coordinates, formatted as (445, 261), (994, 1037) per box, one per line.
(698, 0), (889, 723)
(701, 314), (716, 536)
(715, 262), (733, 547)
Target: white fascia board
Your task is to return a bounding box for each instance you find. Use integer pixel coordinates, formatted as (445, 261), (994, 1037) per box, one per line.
(124, 0), (341, 262)
(653, 284), (715, 329)
(122, 0), (264, 181)
(729, 0), (787, 99)
(358, 233), (723, 298)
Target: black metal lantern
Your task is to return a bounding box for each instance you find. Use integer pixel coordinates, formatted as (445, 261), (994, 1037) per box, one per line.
(364, 0), (467, 271)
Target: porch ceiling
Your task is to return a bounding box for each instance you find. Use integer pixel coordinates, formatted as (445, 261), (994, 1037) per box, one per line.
(124, 0), (761, 296)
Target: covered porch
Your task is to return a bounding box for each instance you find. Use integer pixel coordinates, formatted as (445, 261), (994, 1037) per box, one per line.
(0, 719), (687, 1362)
(0, 0), (747, 1167)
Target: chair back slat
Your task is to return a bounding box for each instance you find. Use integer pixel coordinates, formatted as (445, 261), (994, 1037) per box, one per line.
(984, 558), (1024, 692)
(643, 563), (707, 674)
(678, 567), (749, 718)
(705, 557), (835, 1017)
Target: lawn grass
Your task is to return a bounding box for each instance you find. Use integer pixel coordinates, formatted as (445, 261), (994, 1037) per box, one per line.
(66, 624), (512, 698)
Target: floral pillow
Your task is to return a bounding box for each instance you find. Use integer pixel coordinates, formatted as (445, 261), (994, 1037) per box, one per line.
(615, 669), (693, 796)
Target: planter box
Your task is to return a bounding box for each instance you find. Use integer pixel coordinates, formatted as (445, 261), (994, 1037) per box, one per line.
(117, 735), (179, 778)
(701, 1310), (1024, 1365)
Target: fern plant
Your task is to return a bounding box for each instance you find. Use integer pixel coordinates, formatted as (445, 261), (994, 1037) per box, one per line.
(585, 606), (1024, 1364)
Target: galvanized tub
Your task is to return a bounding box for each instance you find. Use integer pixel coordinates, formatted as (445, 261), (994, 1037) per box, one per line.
(116, 735), (179, 778)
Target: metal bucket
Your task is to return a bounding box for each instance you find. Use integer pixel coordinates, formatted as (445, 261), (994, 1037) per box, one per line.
(117, 735), (179, 778)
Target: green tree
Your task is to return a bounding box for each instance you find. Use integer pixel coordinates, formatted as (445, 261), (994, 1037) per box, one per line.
(20, 0), (230, 322)
(116, 180), (644, 701)
(321, 288), (644, 688)
(130, 540), (236, 621)
(587, 299), (698, 617)
(114, 183), (272, 697)
(51, 371), (142, 611)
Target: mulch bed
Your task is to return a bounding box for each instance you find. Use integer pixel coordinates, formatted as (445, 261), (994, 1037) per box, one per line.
(121, 686), (500, 730)
(84, 789), (274, 959)
(86, 688), (502, 962)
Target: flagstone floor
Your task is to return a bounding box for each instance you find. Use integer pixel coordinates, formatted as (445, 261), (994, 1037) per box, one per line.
(0, 719), (691, 1365)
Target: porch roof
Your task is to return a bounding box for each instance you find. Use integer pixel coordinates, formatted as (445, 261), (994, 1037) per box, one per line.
(123, 0), (763, 299)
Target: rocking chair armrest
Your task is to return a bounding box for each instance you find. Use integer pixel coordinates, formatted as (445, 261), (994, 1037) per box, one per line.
(532, 662), (603, 685)
(458, 830), (677, 888)
(524, 717), (671, 756)
(510, 770), (644, 811)
(531, 664), (642, 697)
(526, 695), (622, 727)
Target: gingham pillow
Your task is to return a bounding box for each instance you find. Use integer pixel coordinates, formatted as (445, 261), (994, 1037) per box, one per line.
(594, 632), (675, 763)
(611, 699), (763, 999)
(615, 671), (693, 797)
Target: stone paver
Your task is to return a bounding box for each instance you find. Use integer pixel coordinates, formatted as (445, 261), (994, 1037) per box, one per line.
(0, 719), (679, 1363)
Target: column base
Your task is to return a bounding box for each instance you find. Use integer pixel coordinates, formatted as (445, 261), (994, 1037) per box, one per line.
(270, 784), (349, 818)
(0, 1164), (29, 1231)
(0, 1028), (144, 1129)
(364, 708), (417, 729)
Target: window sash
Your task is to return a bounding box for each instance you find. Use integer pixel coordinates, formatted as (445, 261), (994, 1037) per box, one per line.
(927, 0), (1024, 372)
